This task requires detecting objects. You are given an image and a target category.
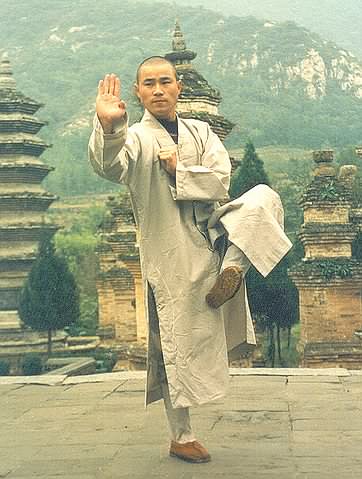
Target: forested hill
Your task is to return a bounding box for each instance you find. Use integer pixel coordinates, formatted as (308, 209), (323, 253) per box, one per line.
(156, 0), (362, 57)
(1, 0), (361, 196)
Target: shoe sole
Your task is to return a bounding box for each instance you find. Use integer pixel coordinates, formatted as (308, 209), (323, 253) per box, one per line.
(170, 451), (211, 463)
(205, 267), (243, 309)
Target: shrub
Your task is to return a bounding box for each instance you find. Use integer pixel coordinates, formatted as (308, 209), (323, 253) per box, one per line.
(22, 353), (43, 376)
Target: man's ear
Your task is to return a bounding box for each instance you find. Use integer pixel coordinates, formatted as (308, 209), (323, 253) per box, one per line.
(177, 80), (182, 95)
(133, 83), (142, 103)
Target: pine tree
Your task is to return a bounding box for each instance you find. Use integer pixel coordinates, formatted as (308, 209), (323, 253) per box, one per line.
(229, 140), (270, 199)
(229, 140), (298, 366)
(19, 235), (80, 356)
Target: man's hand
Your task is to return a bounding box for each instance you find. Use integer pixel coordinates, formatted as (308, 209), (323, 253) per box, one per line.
(96, 74), (127, 134)
(159, 148), (177, 177)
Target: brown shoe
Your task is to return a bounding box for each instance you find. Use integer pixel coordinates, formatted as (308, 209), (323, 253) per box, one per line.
(169, 440), (211, 463)
(206, 266), (243, 309)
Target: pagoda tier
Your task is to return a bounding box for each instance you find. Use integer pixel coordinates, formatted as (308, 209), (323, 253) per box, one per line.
(165, 20), (234, 142)
(0, 224), (58, 242)
(177, 111), (234, 143)
(0, 193), (56, 211)
(0, 92), (42, 115)
(0, 164), (53, 183)
(0, 54), (58, 331)
(0, 133), (50, 156)
(0, 113), (46, 134)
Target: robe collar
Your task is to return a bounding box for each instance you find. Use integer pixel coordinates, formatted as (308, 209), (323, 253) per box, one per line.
(141, 109), (192, 151)
(140, 109), (177, 148)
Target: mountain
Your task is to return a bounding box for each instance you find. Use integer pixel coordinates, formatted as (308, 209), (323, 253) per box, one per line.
(150, 0), (362, 57)
(0, 0), (361, 196)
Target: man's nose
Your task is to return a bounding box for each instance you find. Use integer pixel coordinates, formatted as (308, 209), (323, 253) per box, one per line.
(153, 84), (164, 96)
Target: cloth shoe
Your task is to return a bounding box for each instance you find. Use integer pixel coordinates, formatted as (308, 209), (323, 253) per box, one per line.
(205, 265), (243, 309)
(169, 440), (211, 463)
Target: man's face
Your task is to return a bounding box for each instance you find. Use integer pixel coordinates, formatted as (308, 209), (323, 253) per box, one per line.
(135, 62), (181, 120)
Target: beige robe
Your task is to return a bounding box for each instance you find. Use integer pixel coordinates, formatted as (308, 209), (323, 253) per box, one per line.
(88, 110), (292, 408)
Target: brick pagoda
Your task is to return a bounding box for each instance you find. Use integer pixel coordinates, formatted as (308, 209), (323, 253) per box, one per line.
(289, 150), (362, 368)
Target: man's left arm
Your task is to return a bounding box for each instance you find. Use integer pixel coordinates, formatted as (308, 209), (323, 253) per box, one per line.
(171, 123), (231, 202)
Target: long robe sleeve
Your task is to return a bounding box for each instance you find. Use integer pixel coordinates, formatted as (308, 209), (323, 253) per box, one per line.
(88, 113), (140, 185)
(173, 123), (231, 202)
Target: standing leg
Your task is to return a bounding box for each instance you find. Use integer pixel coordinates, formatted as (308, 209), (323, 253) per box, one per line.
(160, 382), (195, 444)
(148, 286), (211, 462)
(148, 286), (195, 443)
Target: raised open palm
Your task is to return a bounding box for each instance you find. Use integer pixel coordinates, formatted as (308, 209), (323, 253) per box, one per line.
(96, 74), (126, 133)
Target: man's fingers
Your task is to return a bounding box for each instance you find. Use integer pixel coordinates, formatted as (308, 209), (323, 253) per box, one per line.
(159, 154), (172, 161)
(115, 77), (121, 99)
(98, 79), (104, 96)
(103, 74), (110, 94)
(159, 152), (177, 161)
(98, 74), (122, 99)
(109, 74), (115, 95)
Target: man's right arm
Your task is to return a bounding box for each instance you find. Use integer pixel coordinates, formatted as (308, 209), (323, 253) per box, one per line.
(88, 74), (140, 185)
(88, 113), (140, 184)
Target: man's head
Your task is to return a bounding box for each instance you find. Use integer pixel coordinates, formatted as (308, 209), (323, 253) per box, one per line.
(134, 56), (181, 121)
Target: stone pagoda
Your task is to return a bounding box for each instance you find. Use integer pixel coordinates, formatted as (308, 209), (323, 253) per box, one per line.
(289, 150), (362, 368)
(0, 54), (57, 332)
(165, 19), (234, 142)
(95, 23), (239, 369)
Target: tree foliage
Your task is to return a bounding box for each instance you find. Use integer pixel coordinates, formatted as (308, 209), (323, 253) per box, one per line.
(229, 141), (300, 366)
(19, 236), (80, 355)
(53, 204), (104, 335)
(246, 256), (299, 366)
(229, 140), (270, 198)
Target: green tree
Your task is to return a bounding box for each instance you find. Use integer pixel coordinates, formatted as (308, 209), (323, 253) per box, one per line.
(54, 204), (104, 335)
(229, 140), (270, 199)
(19, 236), (80, 356)
(246, 255), (299, 367)
(229, 141), (299, 365)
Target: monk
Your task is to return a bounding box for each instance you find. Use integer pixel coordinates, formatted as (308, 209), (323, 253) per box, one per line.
(88, 56), (292, 463)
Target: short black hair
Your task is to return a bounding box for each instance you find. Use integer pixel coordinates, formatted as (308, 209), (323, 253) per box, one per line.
(136, 56), (178, 84)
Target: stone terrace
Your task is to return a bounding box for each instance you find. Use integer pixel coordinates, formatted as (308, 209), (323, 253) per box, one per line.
(0, 368), (361, 479)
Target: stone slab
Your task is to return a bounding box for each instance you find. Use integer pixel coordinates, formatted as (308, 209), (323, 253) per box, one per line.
(229, 367), (350, 376)
(63, 370), (146, 384)
(0, 375), (66, 385)
(0, 384), (23, 395)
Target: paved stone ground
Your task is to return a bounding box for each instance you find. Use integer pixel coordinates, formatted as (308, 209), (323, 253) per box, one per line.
(0, 368), (361, 479)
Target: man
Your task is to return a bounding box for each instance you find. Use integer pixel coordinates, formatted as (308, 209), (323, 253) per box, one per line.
(89, 56), (292, 463)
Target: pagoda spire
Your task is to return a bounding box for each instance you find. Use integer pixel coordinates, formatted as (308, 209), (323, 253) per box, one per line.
(164, 20), (234, 142)
(172, 19), (187, 52)
(0, 53), (16, 91)
(165, 20), (196, 66)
